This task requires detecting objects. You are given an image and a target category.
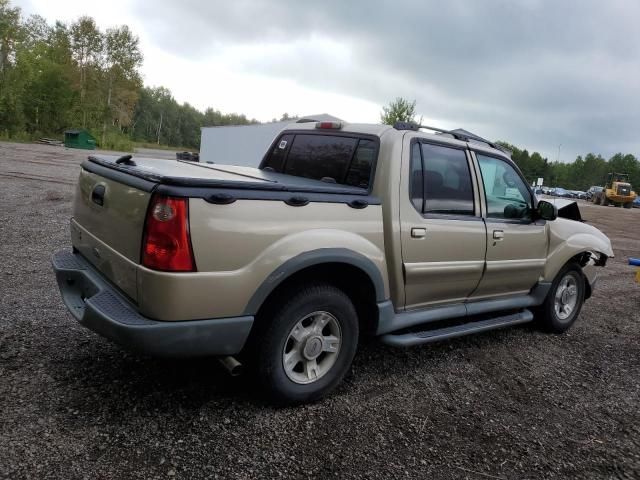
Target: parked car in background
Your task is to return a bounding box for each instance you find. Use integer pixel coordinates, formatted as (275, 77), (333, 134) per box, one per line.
(553, 187), (572, 198)
(571, 191), (587, 200)
(586, 186), (603, 200)
(633, 196), (640, 208)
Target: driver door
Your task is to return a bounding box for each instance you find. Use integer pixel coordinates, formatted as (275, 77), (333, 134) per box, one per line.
(470, 152), (547, 299)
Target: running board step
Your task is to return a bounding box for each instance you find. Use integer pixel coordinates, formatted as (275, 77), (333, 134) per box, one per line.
(380, 310), (534, 348)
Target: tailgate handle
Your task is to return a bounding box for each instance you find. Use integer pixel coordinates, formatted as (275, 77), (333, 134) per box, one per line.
(91, 184), (105, 206)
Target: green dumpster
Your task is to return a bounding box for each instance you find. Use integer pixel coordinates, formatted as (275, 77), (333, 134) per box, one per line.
(64, 129), (96, 150)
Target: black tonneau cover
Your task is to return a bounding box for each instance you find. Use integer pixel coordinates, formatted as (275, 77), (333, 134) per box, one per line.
(85, 155), (370, 196)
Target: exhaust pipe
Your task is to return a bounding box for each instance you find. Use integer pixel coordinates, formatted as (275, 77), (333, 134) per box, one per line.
(217, 356), (243, 376)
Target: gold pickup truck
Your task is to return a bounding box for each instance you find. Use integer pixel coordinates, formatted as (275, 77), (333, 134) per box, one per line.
(52, 121), (613, 404)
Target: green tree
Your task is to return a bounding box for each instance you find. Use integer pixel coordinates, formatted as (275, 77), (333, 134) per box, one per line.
(380, 97), (419, 125)
(0, 0), (23, 133)
(101, 25), (142, 143)
(70, 16), (102, 127)
(0, 1), (264, 148)
(0, 0), (21, 82)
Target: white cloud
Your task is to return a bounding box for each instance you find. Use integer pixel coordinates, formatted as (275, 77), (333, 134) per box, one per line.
(13, 0), (383, 123)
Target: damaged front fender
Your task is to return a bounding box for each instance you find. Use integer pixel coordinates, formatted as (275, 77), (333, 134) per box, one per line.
(544, 216), (614, 283)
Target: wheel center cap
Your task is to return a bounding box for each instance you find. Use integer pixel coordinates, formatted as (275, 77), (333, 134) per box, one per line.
(303, 336), (323, 360)
(561, 289), (570, 304)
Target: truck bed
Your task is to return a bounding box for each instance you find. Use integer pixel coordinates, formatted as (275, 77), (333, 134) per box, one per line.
(72, 154), (383, 311)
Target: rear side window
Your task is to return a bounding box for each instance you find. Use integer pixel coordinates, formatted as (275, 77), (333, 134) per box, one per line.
(410, 143), (424, 211)
(421, 144), (474, 215)
(262, 133), (376, 189)
(344, 139), (376, 188)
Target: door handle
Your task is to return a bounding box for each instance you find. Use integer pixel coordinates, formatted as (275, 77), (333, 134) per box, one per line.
(493, 230), (504, 240)
(411, 228), (427, 238)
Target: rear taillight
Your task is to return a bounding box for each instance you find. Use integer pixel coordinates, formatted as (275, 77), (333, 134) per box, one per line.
(142, 195), (196, 272)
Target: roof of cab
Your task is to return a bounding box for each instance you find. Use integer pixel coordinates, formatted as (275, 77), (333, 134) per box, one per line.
(281, 121), (511, 160)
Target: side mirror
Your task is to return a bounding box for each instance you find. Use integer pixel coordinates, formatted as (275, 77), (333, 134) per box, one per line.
(537, 200), (558, 221)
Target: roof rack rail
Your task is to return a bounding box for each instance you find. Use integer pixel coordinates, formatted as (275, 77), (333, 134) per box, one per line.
(393, 121), (510, 155)
(393, 121), (455, 136)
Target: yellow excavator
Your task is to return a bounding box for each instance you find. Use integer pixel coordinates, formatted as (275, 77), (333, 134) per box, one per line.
(593, 172), (637, 208)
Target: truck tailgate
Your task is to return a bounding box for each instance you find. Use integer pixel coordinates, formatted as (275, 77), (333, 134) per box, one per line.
(72, 168), (152, 301)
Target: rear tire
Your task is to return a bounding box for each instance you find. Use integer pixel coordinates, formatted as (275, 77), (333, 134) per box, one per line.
(624, 202), (632, 209)
(253, 283), (359, 405)
(535, 264), (586, 333)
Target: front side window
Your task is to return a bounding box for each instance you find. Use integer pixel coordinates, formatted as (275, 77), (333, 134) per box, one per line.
(477, 154), (532, 220)
(421, 143), (475, 215)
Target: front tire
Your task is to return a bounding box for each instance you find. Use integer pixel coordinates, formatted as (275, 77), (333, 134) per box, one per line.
(254, 283), (359, 405)
(535, 264), (586, 333)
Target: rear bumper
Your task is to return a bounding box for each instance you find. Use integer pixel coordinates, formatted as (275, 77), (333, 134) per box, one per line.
(52, 250), (254, 357)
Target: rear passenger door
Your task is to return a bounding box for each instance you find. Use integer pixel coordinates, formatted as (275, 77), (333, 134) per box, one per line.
(400, 139), (487, 309)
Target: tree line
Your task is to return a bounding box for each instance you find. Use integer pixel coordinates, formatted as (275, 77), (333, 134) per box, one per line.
(497, 143), (639, 192)
(381, 97), (640, 191)
(0, 0), (257, 150)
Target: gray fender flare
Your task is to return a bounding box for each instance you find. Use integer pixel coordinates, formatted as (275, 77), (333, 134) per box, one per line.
(243, 248), (387, 316)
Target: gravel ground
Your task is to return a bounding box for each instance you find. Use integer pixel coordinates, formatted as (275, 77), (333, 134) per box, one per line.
(1, 141), (639, 479)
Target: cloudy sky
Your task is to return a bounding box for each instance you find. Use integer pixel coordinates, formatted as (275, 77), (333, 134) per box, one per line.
(13, 0), (640, 162)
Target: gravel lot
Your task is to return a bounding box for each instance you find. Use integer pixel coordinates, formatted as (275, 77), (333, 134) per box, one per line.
(1, 141), (639, 479)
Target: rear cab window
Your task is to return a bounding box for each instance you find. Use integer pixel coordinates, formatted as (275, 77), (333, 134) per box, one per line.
(261, 132), (377, 189)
